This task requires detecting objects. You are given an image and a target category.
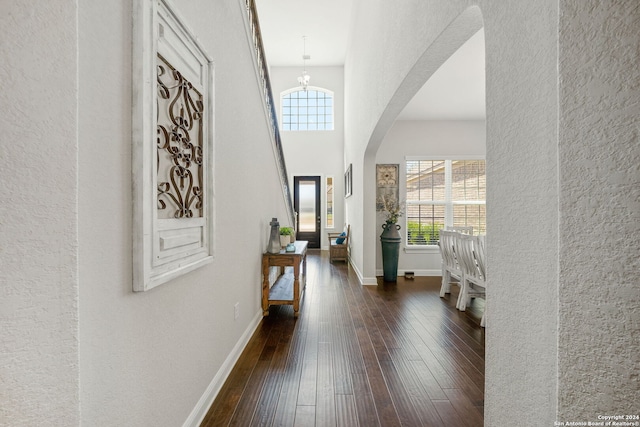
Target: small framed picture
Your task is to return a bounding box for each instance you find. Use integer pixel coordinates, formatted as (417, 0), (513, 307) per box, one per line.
(344, 164), (352, 198)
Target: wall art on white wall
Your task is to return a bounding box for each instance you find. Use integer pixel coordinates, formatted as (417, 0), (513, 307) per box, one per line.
(376, 164), (399, 210)
(344, 164), (352, 198)
(132, 0), (215, 291)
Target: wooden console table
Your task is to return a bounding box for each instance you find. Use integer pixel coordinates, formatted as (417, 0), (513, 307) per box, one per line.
(262, 240), (308, 317)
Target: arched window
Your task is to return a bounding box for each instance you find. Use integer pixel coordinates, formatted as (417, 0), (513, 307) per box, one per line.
(281, 87), (334, 131)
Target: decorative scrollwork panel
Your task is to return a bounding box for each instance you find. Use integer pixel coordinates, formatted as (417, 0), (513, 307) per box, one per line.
(156, 54), (204, 219)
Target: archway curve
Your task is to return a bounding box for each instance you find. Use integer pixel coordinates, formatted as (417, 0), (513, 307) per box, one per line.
(361, 5), (485, 281)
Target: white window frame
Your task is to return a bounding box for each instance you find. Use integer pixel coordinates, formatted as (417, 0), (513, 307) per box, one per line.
(132, 0), (215, 291)
(325, 176), (334, 229)
(280, 86), (334, 131)
(405, 156), (485, 252)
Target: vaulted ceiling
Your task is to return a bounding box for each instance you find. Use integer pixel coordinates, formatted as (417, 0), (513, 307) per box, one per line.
(255, 0), (353, 67)
(255, 0), (485, 121)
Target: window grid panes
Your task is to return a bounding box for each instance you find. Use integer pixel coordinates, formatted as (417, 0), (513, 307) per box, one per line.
(281, 89), (334, 131)
(406, 159), (486, 245)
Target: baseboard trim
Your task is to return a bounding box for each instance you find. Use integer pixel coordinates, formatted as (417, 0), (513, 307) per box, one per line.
(375, 269), (441, 277)
(348, 257), (362, 283)
(183, 310), (263, 427)
(352, 263), (441, 285)
(361, 277), (378, 286)
(348, 258), (378, 286)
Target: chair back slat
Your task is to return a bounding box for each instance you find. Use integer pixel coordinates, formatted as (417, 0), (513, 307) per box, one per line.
(475, 235), (486, 279)
(446, 226), (473, 235)
(456, 234), (477, 279)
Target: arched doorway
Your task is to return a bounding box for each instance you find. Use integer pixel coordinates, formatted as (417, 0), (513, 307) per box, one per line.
(361, 6), (485, 282)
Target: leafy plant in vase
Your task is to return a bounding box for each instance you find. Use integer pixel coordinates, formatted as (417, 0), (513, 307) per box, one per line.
(378, 194), (404, 225)
(279, 227), (294, 248)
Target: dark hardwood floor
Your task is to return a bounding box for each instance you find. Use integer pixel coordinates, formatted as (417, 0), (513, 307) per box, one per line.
(201, 250), (485, 426)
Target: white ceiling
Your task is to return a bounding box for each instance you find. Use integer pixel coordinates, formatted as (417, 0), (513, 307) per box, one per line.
(255, 0), (353, 67)
(396, 29), (485, 121)
(254, 1), (485, 120)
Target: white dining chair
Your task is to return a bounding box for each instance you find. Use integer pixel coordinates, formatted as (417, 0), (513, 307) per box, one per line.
(456, 233), (486, 327)
(438, 230), (464, 308)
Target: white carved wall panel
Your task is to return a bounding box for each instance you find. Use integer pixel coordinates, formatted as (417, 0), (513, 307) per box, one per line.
(133, 0), (214, 291)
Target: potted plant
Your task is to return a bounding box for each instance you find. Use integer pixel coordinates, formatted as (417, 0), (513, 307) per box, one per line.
(280, 227), (294, 247)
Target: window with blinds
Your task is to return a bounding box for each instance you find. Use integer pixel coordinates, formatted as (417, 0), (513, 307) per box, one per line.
(406, 159), (486, 245)
(281, 88), (334, 131)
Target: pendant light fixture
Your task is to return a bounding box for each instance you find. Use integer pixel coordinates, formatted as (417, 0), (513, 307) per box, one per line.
(297, 36), (311, 91)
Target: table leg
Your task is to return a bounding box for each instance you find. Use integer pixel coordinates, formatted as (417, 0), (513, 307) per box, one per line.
(302, 253), (307, 290)
(293, 261), (300, 317)
(262, 258), (270, 316)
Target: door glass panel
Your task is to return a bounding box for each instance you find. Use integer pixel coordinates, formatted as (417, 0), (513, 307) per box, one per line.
(326, 177), (334, 228)
(299, 180), (317, 232)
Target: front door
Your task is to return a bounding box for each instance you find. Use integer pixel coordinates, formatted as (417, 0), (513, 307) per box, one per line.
(294, 176), (321, 248)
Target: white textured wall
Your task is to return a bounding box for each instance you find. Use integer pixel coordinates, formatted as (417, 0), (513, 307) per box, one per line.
(270, 66), (345, 247)
(77, 0), (289, 425)
(375, 120), (486, 275)
(558, 0), (640, 418)
(482, 2), (560, 424)
(0, 2), (80, 425)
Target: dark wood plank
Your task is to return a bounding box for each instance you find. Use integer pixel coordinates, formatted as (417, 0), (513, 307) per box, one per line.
(250, 311), (298, 427)
(444, 387), (485, 427)
(377, 359), (424, 426)
(433, 399), (468, 426)
(335, 394), (359, 427)
(407, 359), (449, 401)
(293, 405), (314, 426)
(387, 347), (444, 425)
(341, 276), (402, 426)
(315, 341), (336, 426)
(296, 312), (318, 406)
(200, 250), (485, 426)
(228, 310), (290, 426)
(270, 310), (309, 426)
(328, 288), (354, 396)
(201, 320), (276, 426)
(334, 270), (382, 427)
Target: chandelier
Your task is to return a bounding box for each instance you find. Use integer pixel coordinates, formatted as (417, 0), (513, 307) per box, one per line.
(297, 36), (311, 91)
